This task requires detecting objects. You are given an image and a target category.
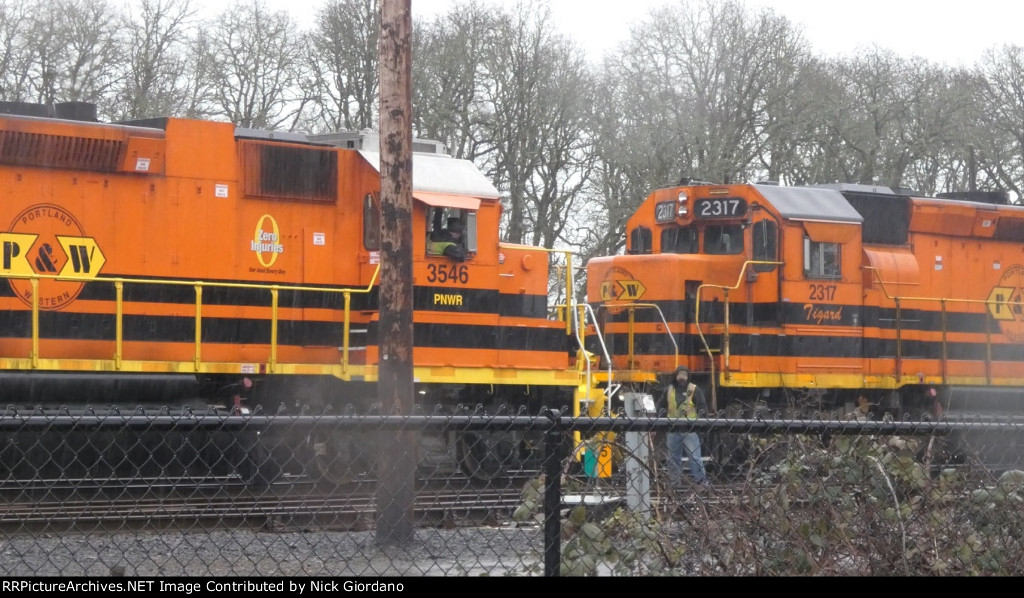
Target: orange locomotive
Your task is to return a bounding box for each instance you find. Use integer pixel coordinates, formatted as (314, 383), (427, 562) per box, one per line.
(0, 102), (596, 481)
(587, 181), (1024, 425)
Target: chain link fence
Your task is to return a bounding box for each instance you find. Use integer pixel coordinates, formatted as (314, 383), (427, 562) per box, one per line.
(2, 403), (1024, 576)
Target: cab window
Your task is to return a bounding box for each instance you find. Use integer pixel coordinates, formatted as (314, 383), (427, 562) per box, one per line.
(752, 220), (777, 272)
(628, 226), (652, 254)
(363, 193), (380, 250)
(804, 238), (841, 279)
(704, 224), (744, 255)
(661, 225), (698, 254)
(426, 207), (476, 258)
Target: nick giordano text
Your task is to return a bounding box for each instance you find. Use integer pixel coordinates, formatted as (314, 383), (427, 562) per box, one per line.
(2, 580), (404, 593)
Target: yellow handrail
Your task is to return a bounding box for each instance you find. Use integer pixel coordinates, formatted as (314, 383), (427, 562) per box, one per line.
(694, 260), (782, 411)
(595, 302), (680, 372)
(690, 263), (1017, 407)
(863, 266), (1021, 386)
(0, 266), (381, 373)
(499, 244), (577, 333)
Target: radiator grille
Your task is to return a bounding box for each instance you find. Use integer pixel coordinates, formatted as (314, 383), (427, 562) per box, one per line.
(0, 130), (125, 171)
(242, 141), (338, 203)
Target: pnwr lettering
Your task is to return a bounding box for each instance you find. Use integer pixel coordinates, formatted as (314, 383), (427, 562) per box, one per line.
(433, 293), (464, 306)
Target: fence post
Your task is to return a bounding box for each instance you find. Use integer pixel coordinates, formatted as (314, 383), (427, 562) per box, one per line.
(543, 408), (563, 577)
(623, 393), (656, 516)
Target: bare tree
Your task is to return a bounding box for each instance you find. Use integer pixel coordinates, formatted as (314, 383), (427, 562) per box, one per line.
(520, 44), (595, 249)
(0, 0), (35, 101)
(175, 27), (219, 120)
(304, 0), (379, 133)
(763, 58), (848, 186)
(17, 0), (120, 106)
(573, 65), (662, 262)
(203, 0), (307, 129)
(62, 0), (121, 103)
(973, 45), (1024, 199)
(479, 0), (593, 247)
(107, 0), (197, 121)
(812, 49), (979, 194)
(412, 0), (497, 161)
(586, 0), (812, 264)
(891, 62), (978, 195)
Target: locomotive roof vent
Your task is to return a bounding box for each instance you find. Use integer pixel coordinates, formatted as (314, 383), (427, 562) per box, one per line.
(935, 190), (1011, 205)
(0, 101), (97, 122)
(309, 130), (448, 156)
(809, 183), (895, 195)
(235, 127), (316, 145)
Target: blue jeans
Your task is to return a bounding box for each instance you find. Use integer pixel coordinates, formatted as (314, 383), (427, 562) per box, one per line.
(667, 431), (706, 485)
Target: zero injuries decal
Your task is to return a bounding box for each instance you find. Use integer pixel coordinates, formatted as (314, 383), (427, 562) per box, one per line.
(251, 214), (285, 273)
(1, 204), (106, 310)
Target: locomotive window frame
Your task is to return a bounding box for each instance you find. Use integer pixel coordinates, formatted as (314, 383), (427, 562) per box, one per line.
(804, 237), (841, 279)
(752, 219), (778, 272)
(660, 225), (699, 254)
(704, 224), (744, 255)
(363, 192), (380, 250)
(426, 207), (477, 258)
(628, 226), (652, 254)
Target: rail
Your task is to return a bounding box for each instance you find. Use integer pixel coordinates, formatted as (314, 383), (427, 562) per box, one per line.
(0, 266), (380, 375)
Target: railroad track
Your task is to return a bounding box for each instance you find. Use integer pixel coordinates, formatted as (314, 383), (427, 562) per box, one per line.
(0, 473), (535, 533)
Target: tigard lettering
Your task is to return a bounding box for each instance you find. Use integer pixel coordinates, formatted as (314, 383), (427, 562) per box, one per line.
(803, 304), (843, 325)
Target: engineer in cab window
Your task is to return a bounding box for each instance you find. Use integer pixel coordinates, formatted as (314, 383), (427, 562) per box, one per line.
(428, 217), (467, 261)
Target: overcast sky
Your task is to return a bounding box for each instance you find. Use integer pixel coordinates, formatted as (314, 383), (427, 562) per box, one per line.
(241, 0), (1024, 67)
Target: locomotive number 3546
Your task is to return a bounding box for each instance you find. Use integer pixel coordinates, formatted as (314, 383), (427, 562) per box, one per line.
(426, 263), (469, 284)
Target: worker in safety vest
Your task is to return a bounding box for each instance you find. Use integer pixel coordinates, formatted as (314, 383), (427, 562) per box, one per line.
(428, 217), (466, 261)
(661, 365), (710, 487)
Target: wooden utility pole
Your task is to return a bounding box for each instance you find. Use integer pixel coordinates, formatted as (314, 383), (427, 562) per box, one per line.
(375, 0), (415, 545)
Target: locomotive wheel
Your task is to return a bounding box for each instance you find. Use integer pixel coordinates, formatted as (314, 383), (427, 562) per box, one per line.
(232, 432), (280, 489)
(309, 430), (378, 486)
(456, 431), (521, 482)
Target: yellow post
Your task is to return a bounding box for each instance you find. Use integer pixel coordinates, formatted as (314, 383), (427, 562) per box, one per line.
(114, 280), (123, 370)
(342, 290), (352, 374)
(30, 278), (38, 368)
(270, 287), (279, 372)
(193, 284), (203, 371)
(564, 252), (573, 335)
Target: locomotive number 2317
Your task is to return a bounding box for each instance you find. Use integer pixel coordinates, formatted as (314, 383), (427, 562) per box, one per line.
(694, 197), (747, 219)
(808, 284), (837, 301)
(426, 263), (469, 284)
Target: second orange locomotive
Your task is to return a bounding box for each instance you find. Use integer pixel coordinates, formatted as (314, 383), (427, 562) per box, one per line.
(587, 181), (1024, 422)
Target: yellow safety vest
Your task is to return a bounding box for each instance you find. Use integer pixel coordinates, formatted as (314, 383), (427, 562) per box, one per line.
(667, 383), (698, 419)
(429, 240), (455, 255)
